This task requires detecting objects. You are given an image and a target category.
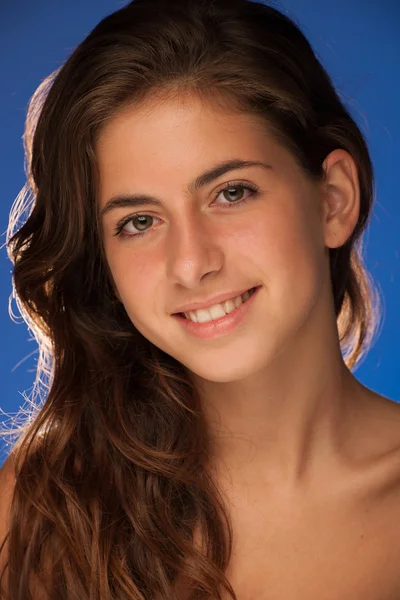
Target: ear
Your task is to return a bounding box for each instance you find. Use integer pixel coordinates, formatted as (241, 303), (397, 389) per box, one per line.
(320, 149), (360, 249)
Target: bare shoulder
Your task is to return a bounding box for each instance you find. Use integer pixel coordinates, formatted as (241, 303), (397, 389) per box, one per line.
(363, 391), (400, 593)
(368, 389), (400, 451)
(0, 444), (38, 545)
(0, 453), (17, 581)
(360, 388), (400, 493)
(0, 453), (17, 525)
(356, 384), (400, 447)
(0, 448), (47, 597)
(0, 452), (17, 482)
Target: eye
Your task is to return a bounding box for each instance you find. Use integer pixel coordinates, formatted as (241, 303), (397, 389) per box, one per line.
(215, 182), (258, 205)
(113, 213), (161, 239)
(112, 180), (260, 239)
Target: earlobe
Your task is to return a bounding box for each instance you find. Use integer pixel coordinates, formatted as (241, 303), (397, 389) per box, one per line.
(321, 149), (360, 250)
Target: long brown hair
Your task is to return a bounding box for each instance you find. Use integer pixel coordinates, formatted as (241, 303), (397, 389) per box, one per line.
(1, 0), (382, 597)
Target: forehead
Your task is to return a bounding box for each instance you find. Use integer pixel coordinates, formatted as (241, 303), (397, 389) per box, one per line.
(95, 93), (275, 160)
(94, 94), (303, 209)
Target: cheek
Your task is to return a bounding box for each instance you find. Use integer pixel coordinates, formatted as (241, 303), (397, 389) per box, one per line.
(238, 206), (324, 308)
(107, 249), (160, 315)
(237, 206), (320, 270)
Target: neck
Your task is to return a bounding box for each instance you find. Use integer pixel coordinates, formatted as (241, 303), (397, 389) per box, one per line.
(191, 295), (367, 495)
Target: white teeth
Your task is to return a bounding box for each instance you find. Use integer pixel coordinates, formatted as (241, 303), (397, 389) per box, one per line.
(184, 289), (253, 324)
(208, 303), (228, 321)
(234, 295), (244, 308)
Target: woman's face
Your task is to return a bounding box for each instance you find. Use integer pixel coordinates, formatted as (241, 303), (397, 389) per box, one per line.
(96, 94), (329, 383)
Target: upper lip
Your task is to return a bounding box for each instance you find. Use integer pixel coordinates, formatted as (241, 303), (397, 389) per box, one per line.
(171, 286), (257, 314)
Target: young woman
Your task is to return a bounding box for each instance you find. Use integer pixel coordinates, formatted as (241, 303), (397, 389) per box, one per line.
(1, 0), (399, 598)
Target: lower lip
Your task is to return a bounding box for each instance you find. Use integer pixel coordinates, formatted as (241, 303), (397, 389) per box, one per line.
(172, 286), (261, 340)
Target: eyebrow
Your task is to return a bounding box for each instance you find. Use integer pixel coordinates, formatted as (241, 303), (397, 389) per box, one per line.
(100, 159), (273, 218)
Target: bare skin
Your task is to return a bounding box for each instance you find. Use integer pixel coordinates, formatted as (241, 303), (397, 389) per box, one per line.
(173, 388), (400, 600)
(95, 91), (400, 599)
(213, 388), (400, 600)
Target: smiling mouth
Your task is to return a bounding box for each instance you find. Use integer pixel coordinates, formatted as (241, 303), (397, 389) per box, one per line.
(177, 286), (259, 319)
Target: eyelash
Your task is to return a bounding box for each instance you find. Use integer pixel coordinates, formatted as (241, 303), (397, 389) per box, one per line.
(112, 181), (260, 240)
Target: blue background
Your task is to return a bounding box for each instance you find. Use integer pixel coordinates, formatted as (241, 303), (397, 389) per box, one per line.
(1, 1), (399, 465)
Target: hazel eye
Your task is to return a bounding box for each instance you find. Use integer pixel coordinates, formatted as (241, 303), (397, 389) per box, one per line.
(113, 214), (161, 237)
(216, 185), (248, 204)
(113, 180), (260, 239)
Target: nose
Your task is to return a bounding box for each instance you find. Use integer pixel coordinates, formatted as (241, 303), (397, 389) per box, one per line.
(165, 211), (224, 288)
